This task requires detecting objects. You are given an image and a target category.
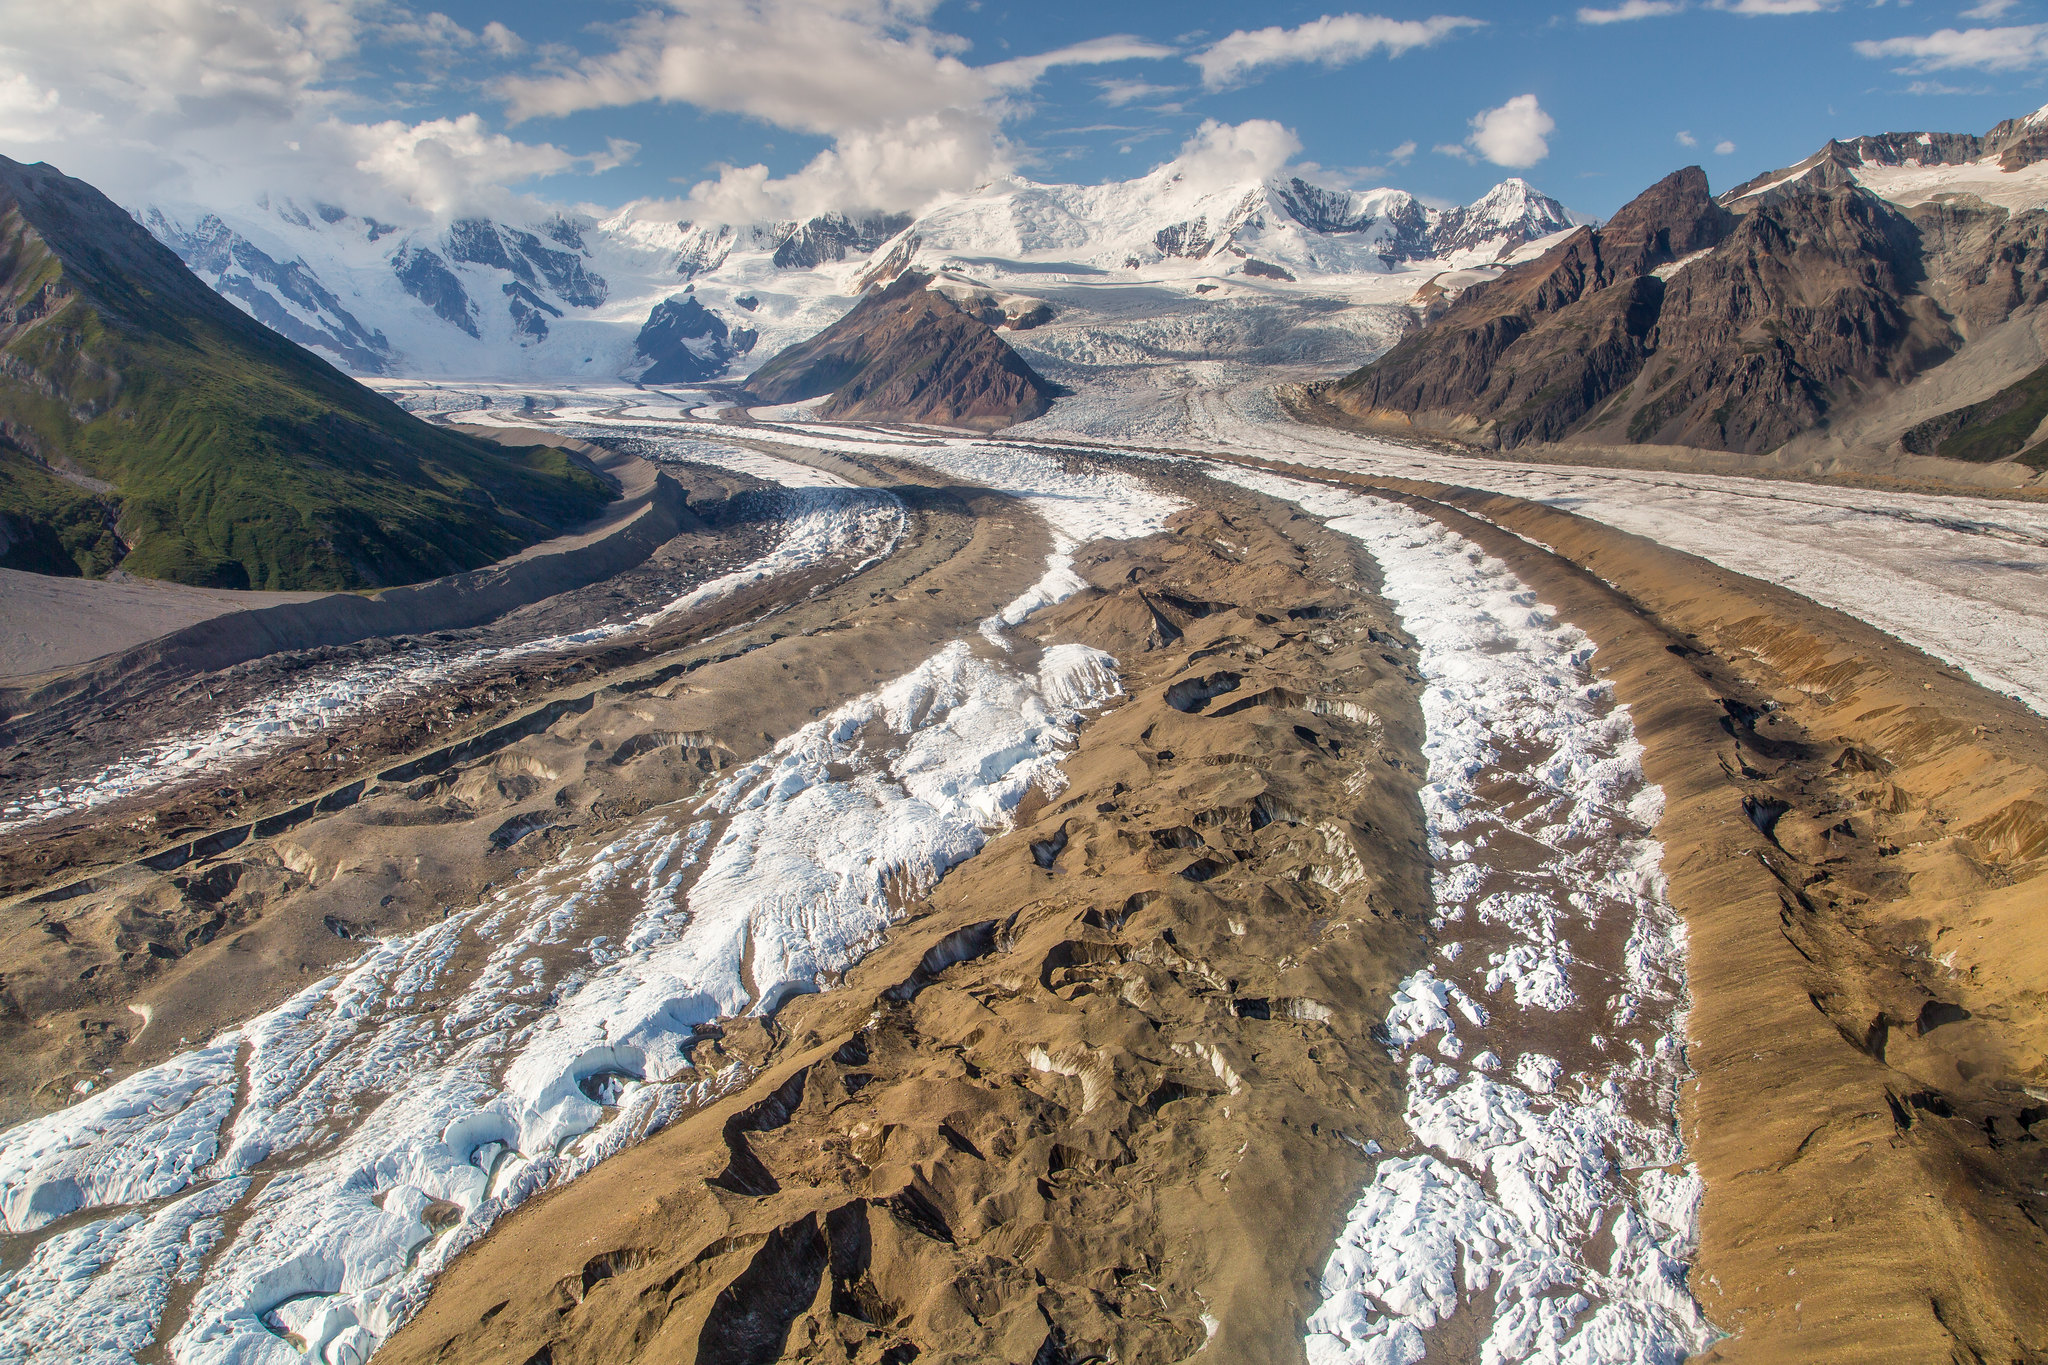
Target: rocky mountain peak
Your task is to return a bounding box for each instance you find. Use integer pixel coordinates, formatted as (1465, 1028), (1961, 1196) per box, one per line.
(1597, 165), (1730, 269)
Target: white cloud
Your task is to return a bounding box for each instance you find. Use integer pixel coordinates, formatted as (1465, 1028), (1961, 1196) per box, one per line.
(684, 107), (1012, 223)
(1677, 129), (1698, 146)
(0, 69), (67, 144)
(496, 1), (1176, 221)
(1855, 24), (2048, 70)
(1708, 0), (1839, 12)
(0, 0), (626, 221)
(1578, 1), (1685, 23)
(1190, 13), (1483, 89)
(1464, 94), (1556, 168)
(341, 115), (636, 218)
(1096, 78), (1181, 107)
(480, 22), (525, 57)
(1962, 0), (2021, 17)
(1388, 139), (1419, 164)
(1161, 118), (1303, 187)
(0, 0), (1185, 225)
(1714, 139), (1737, 154)
(984, 34), (1180, 89)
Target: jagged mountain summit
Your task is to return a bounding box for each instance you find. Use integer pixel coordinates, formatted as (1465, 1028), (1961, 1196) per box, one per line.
(0, 155), (610, 589)
(1321, 103), (2048, 484)
(137, 163), (1584, 386)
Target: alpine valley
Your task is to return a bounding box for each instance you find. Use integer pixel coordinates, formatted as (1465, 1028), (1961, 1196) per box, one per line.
(5, 88), (2048, 1365)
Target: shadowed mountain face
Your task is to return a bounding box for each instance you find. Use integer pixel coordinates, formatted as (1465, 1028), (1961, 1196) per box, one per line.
(0, 156), (611, 589)
(1327, 118), (2048, 468)
(745, 274), (1057, 430)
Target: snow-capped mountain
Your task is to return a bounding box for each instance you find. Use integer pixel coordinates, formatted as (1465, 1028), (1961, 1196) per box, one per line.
(1720, 100), (2048, 214)
(139, 165), (1585, 384)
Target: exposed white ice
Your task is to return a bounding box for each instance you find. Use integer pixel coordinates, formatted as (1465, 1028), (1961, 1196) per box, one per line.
(0, 444), (904, 835)
(1211, 469), (1709, 1365)
(1034, 383), (2048, 718)
(0, 428), (1154, 1365)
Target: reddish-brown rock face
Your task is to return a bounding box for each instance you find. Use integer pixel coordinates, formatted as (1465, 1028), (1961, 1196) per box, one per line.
(746, 274), (1055, 431)
(1324, 151), (2048, 459)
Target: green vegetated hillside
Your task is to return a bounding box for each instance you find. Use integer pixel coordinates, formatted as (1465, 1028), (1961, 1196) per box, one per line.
(0, 155), (611, 590)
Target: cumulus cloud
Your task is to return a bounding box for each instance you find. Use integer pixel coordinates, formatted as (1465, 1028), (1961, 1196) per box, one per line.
(1163, 118), (1303, 187)
(1856, 24), (2048, 70)
(1579, 1), (1685, 23)
(0, 0), (628, 221)
(683, 108), (1014, 223)
(1714, 139), (1736, 154)
(0, 0), (1186, 225)
(1190, 13), (1483, 89)
(494, 1), (1176, 222)
(480, 21), (525, 57)
(1677, 129), (1698, 146)
(341, 116), (637, 218)
(1463, 94), (1556, 168)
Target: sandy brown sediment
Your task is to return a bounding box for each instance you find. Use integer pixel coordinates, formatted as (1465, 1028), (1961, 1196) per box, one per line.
(375, 490), (1438, 1365)
(0, 462), (1047, 1124)
(1207, 449), (2048, 1363)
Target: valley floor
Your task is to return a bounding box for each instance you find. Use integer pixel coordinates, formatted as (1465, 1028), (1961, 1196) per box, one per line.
(0, 383), (2044, 1365)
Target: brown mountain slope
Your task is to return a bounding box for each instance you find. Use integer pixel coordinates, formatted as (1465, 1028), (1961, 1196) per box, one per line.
(745, 274), (1055, 430)
(1329, 168), (1730, 448)
(1322, 111), (2048, 476)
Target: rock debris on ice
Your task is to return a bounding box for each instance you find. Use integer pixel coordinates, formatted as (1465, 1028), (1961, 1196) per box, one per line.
(1210, 469), (1710, 1365)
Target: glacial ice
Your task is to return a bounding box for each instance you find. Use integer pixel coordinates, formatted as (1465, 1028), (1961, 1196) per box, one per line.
(0, 440), (1145, 1365)
(1209, 470), (1710, 1365)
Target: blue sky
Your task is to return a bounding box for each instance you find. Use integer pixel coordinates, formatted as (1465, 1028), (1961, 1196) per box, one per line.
(4, 1), (2047, 222)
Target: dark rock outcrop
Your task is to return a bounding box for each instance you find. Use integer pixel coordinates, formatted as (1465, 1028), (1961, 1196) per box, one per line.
(504, 281), (562, 343)
(447, 218), (607, 308)
(769, 213), (913, 270)
(146, 210), (392, 372)
(745, 274), (1055, 430)
(393, 245), (478, 337)
(633, 296), (756, 385)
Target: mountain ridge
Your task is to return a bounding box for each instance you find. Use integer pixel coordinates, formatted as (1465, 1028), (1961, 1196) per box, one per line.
(136, 166), (1586, 386)
(0, 155), (611, 589)
(1319, 104), (2048, 481)
(744, 272), (1056, 430)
